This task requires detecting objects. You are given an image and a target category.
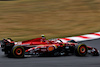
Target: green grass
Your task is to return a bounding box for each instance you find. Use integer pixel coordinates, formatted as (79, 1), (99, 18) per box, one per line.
(0, 0), (100, 41)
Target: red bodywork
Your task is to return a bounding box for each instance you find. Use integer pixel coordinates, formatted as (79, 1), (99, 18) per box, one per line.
(15, 38), (60, 52)
(20, 38), (54, 45)
(1, 37), (99, 57)
(14, 38), (98, 55)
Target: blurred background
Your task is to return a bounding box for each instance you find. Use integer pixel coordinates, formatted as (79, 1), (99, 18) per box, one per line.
(0, 0), (100, 41)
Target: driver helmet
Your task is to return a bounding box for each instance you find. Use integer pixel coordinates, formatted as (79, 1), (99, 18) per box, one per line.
(41, 34), (45, 37)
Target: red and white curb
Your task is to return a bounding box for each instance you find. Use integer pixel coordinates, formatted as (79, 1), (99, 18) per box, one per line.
(59, 32), (100, 43)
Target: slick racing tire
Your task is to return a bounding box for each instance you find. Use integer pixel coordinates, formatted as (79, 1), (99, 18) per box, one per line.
(75, 44), (87, 56)
(12, 45), (25, 58)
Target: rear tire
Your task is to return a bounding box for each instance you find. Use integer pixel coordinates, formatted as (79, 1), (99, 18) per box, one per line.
(11, 45), (25, 58)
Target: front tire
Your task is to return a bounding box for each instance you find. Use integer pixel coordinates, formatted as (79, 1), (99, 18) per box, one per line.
(75, 44), (87, 56)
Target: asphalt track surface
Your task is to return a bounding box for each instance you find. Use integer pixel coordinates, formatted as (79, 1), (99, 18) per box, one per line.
(0, 39), (100, 67)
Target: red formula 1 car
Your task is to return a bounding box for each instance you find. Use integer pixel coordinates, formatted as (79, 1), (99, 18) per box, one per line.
(0, 37), (99, 58)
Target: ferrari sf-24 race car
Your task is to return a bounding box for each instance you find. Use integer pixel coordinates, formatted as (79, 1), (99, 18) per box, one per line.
(0, 37), (99, 58)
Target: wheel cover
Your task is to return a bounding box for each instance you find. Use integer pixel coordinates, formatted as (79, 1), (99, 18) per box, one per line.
(15, 48), (22, 55)
(80, 46), (86, 53)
